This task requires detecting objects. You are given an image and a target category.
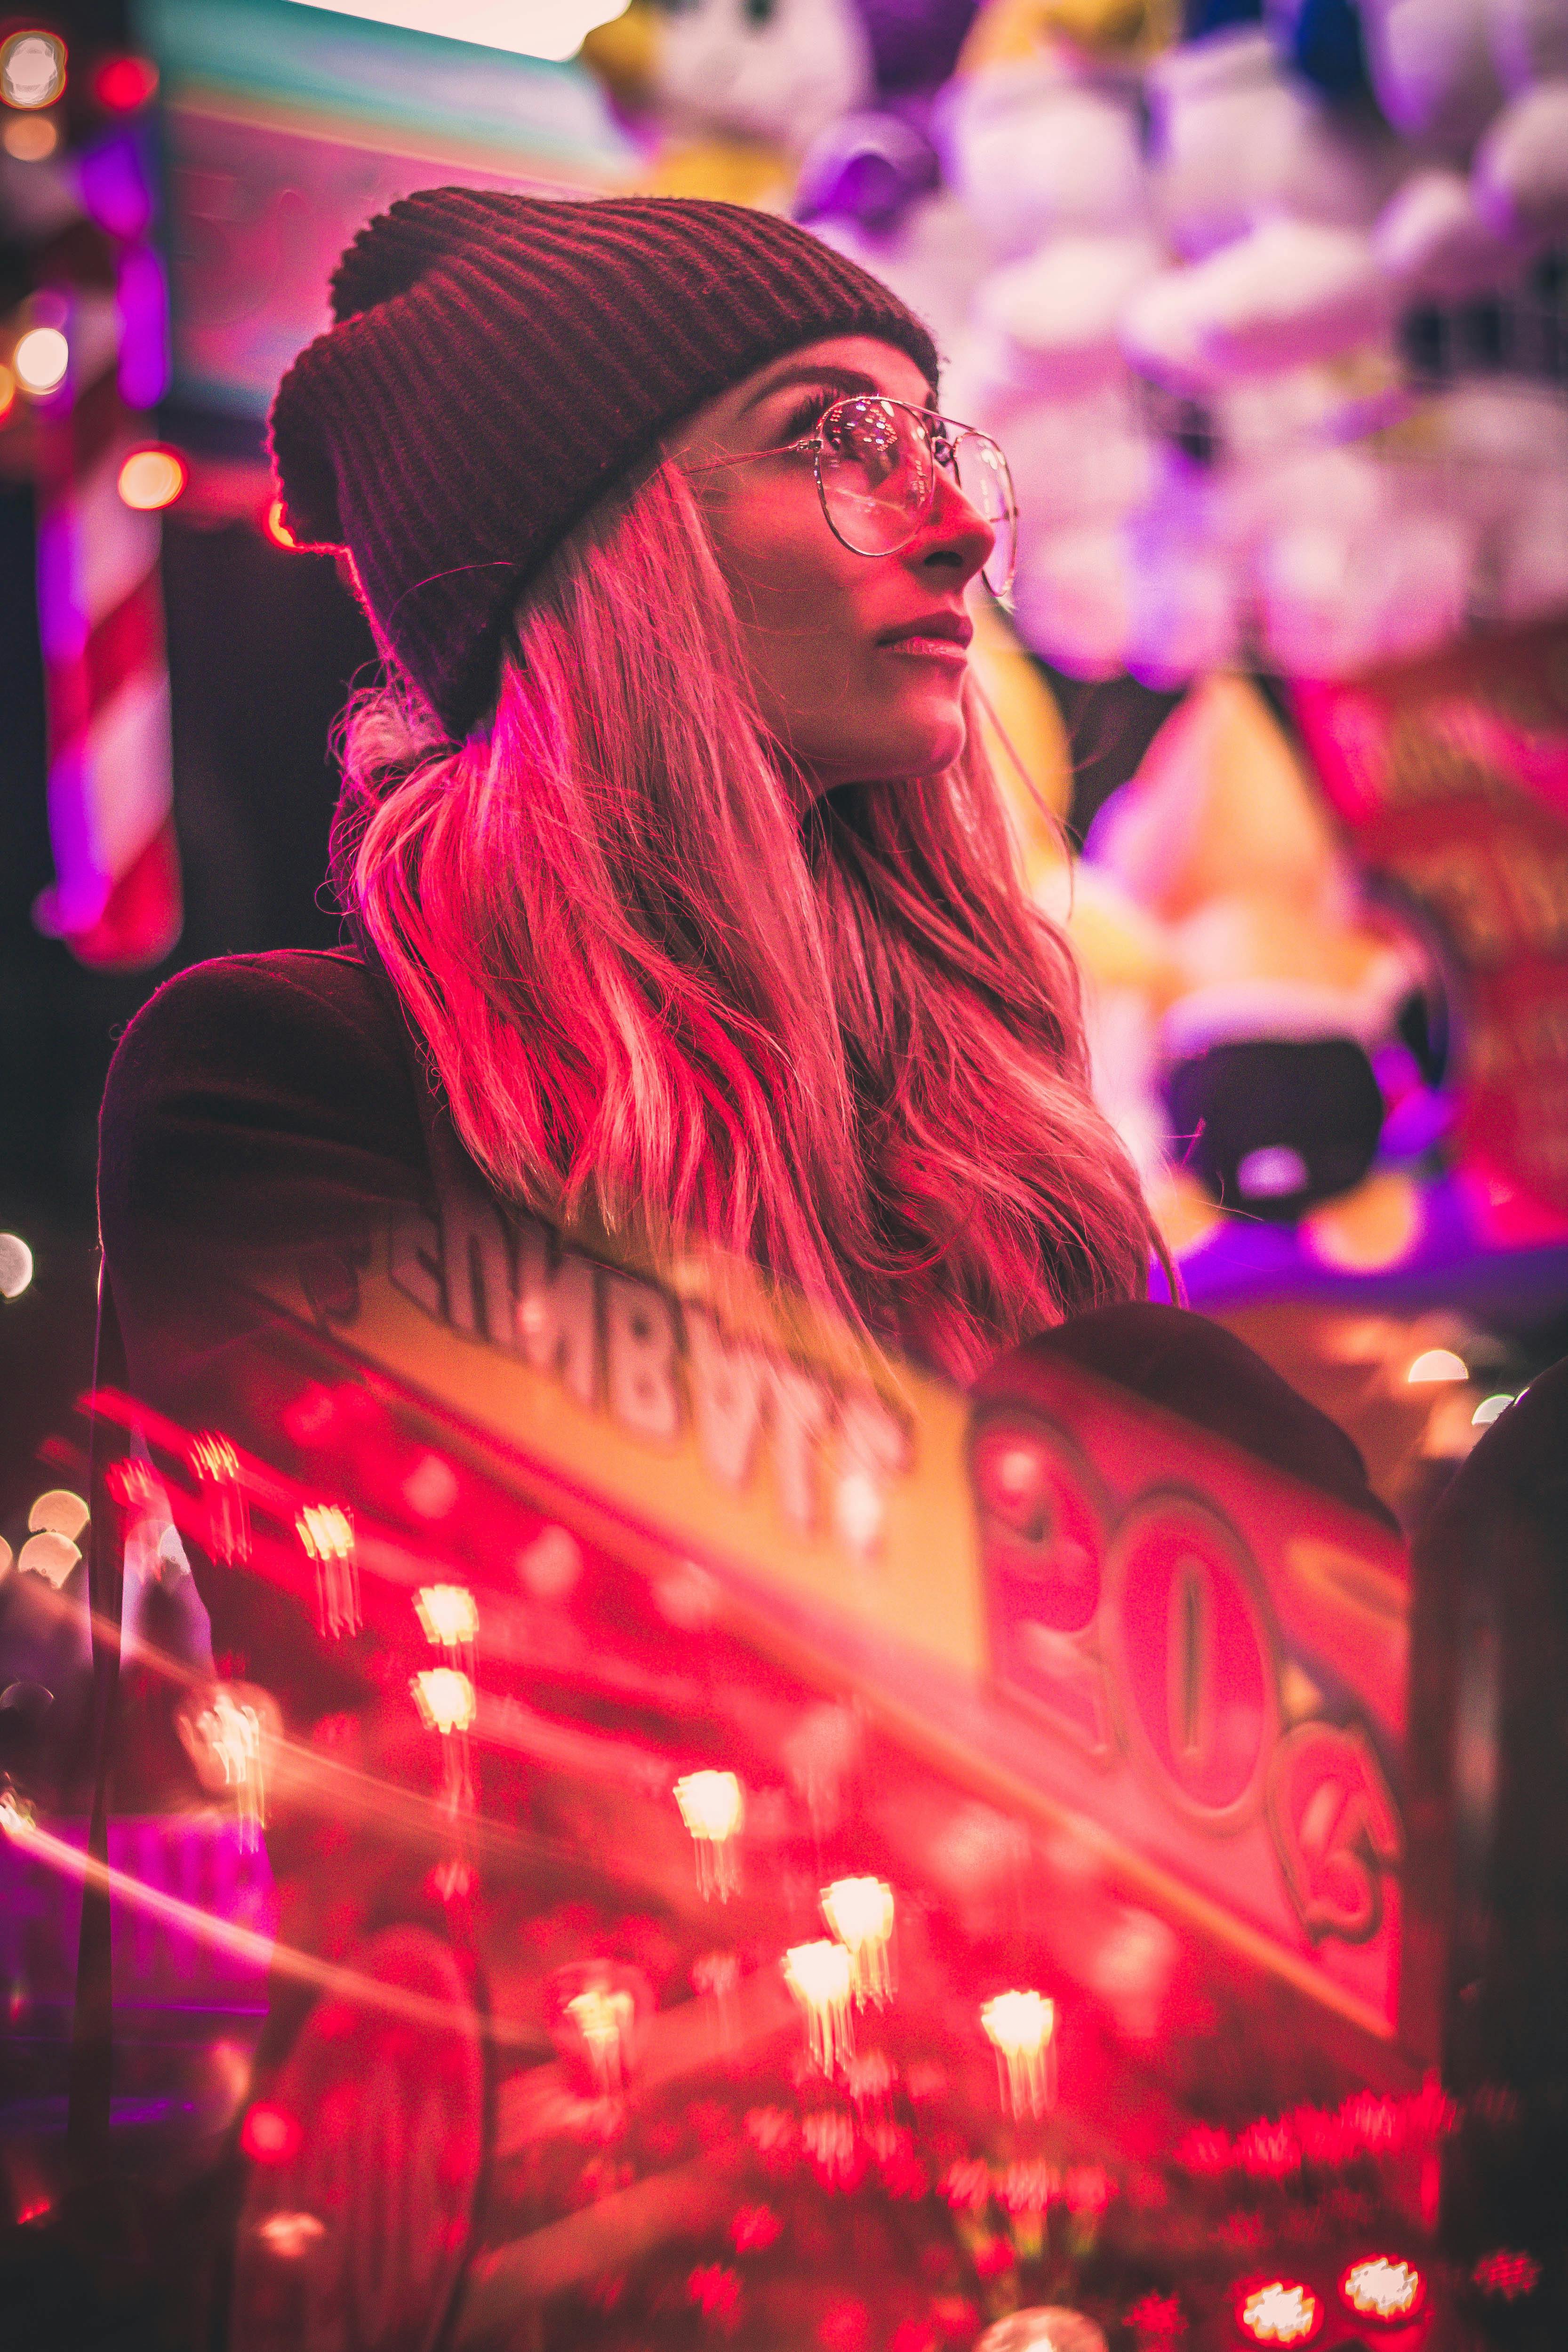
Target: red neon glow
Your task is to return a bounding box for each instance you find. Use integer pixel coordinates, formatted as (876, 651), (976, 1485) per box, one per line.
(94, 54), (159, 111)
(1235, 2280), (1322, 2345)
(264, 496), (296, 549)
(240, 2102), (303, 2165)
(1340, 2255), (1425, 2323)
(1473, 2249), (1541, 2300)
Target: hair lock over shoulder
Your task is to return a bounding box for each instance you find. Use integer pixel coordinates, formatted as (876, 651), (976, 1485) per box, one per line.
(331, 460), (1156, 1384)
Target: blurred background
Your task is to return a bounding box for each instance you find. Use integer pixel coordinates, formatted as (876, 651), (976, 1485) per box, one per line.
(4, 0), (1568, 1544)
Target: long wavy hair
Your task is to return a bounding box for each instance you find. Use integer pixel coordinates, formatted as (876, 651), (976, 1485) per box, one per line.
(331, 458), (1157, 1384)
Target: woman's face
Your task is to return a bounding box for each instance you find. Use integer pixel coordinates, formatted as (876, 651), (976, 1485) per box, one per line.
(668, 335), (996, 794)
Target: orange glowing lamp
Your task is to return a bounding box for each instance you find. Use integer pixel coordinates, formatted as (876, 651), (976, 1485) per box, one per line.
(1235, 2280), (1322, 2346)
(565, 1983), (638, 2098)
(981, 1988), (1057, 2119)
(821, 1875), (896, 2005)
(118, 446), (187, 512)
(297, 1503), (359, 1639)
(415, 1584), (479, 1647)
(410, 1666), (476, 1736)
(1340, 2256), (1424, 2326)
(784, 1938), (856, 2075)
(673, 1769), (744, 1900)
(189, 1432), (249, 1565)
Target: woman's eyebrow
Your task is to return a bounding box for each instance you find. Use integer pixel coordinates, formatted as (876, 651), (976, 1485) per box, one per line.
(740, 362), (887, 412)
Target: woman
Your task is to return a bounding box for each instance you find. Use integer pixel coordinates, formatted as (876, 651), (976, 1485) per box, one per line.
(100, 189), (1389, 1676)
(102, 188), (1160, 1414)
(88, 195), (1394, 2312)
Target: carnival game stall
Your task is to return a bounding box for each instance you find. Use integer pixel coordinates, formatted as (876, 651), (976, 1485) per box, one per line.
(4, 1180), (1563, 2348)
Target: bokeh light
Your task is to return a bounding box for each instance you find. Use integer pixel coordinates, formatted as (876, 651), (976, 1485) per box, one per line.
(93, 55), (158, 112)
(821, 1876), (896, 2005)
(0, 1233), (33, 1297)
(13, 327), (68, 397)
(415, 1583), (479, 1646)
(2, 111), (56, 160)
(784, 1939), (856, 2074)
(0, 30), (66, 110)
(1235, 2280), (1322, 2346)
(240, 2102), (303, 2165)
(1340, 2255), (1425, 2324)
(674, 1768), (744, 1842)
(30, 1489), (88, 1540)
(255, 2211), (324, 2258)
(410, 1665), (476, 1736)
(1472, 1392), (1515, 1426)
(981, 1988), (1057, 2118)
(264, 497), (297, 549)
(118, 446), (188, 512)
(17, 1531), (80, 1588)
(1407, 1347), (1468, 1384)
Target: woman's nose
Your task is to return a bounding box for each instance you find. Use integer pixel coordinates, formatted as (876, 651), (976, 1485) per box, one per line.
(914, 461), (995, 587)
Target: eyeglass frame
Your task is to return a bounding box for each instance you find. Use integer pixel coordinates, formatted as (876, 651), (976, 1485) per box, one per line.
(683, 392), (1018, 603)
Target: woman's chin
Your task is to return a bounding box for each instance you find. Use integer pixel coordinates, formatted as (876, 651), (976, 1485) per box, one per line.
(797, 710), (968, 793)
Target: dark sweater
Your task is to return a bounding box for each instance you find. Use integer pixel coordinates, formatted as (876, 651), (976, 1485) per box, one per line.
(99, 947), (430, 1415)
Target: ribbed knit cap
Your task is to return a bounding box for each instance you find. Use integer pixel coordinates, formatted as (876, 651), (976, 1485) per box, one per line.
(268, 187), (940, 738)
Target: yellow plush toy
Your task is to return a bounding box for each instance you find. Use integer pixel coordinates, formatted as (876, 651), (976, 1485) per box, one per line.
(1082, 675), (1437, 1264)
(957, 0), (1179, 72)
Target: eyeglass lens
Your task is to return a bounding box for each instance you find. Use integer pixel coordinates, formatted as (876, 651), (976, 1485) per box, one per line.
(815, 401), (1016, 601)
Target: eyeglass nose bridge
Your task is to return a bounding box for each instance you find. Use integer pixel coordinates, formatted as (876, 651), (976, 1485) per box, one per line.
(811, 398), (1016, 599)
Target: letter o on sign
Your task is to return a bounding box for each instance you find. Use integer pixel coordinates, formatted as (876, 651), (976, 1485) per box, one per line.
(1107, 1493), (1278, 1830)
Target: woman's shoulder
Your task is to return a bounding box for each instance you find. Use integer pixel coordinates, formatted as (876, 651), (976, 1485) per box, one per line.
(100, 945), (432, 1261)
(108, 944), (407, 1081)
(986, 1298), (1398, 1533)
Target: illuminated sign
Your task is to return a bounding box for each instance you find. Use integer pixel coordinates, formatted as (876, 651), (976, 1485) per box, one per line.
(245, 1145), (1414, 2047)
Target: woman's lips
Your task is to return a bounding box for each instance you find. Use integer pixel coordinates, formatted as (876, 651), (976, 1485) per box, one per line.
(877, 614), (973, 665)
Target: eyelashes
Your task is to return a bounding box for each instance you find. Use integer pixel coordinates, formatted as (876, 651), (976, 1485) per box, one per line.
(780, 389), (839, 440)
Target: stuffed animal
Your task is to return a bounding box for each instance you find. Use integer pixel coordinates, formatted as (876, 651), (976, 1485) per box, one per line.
(582, 0), (876, 208)
(1080, 674), (1444, 1230)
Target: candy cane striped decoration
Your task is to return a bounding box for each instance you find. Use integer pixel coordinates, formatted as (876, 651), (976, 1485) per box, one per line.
(31, 285), (180, 970)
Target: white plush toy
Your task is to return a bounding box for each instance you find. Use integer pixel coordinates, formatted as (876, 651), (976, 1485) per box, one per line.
(652, 0), (874, 154)
(936, 0), (1567, 683)
(592, 0), (1568, 685)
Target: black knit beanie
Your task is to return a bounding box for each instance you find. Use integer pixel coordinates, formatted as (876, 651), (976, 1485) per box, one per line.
(268, 187), (941, 739)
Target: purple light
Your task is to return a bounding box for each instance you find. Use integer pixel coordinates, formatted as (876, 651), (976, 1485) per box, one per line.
(75, 129), (153, 241)
(117, 244), (170, 410)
